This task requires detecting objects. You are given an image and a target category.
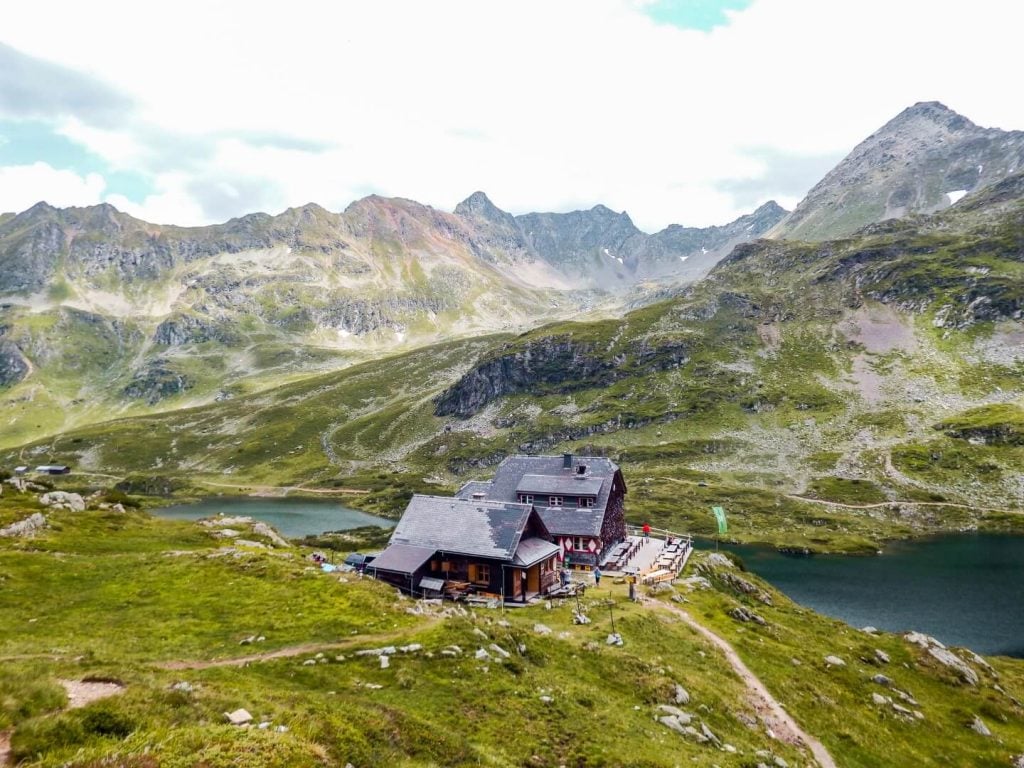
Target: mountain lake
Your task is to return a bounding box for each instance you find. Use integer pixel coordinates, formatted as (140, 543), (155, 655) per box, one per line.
(157, 497), (394, 539)
(703, 533), (1024, 658)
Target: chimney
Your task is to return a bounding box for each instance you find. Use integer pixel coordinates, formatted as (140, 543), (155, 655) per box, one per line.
(563, 452), (573, 470)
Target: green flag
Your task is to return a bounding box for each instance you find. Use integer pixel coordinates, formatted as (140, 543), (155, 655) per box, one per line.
(712, 506), (727, 535)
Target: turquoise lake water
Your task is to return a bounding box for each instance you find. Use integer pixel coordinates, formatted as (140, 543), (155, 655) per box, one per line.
(157, 497), (394, 538)
(703, 534), (1024, 657)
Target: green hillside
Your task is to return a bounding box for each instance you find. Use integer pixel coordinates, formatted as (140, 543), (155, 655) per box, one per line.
(1, 495), (1022, 767)
(5, 181), (1022, 552)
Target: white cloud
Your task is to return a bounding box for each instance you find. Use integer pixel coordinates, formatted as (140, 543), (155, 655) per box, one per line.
(0, 162), (104, 212)
(105, 173), (207, 226)
(1, 0), (1023, 229)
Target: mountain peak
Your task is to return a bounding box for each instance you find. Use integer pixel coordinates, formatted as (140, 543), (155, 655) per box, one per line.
(880, 101), (975, 135)
(454, 190), (505, 220)
(752, 200), (786, 217)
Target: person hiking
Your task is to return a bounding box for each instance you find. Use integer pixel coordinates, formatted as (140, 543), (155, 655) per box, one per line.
(593, 566), (602, 586)
(642, 522), (651, 538)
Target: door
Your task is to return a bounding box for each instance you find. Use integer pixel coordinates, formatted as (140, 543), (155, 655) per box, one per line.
(527, 565), (540, 593)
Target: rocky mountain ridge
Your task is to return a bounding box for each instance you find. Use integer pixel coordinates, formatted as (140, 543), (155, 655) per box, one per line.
(0, 191), (781, 446)
(772, 101), (1024, 241)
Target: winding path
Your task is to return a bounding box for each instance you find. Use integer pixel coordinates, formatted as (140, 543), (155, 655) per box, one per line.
(194, 480), (369, 496)
(648, 599), (837, 768)
(155, 623), (438, 671)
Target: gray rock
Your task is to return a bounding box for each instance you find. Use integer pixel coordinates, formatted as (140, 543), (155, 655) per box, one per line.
(700, 723), (721, 745)
(0, 512), (46, 538)
(729, 606), (767, 625)
(475, 648), (490, 660)
(871, 674), (892, 687)
(871, 693), (889, 705)
(252, 522), (290, 548)
(874, 649), (891, 664)
(489, 643), (511, 659)
(380, 655), (390, 669)
(533, 623), (552, 635)
(225, 708), (253, 725)
(904, 631), (944, 649)
(970, 715), (991, 737)
(927, 646), (979, 685)
(824, 655), (846, 667)
(39, 491), (86, 512)
(673, 683), (690, 705)
(658, 715), (687, 735)
(656, 705), (691, 723)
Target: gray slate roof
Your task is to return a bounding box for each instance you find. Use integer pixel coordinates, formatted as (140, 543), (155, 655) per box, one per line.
(512, 537), (562, 567)
(388, 495), (533, 560)
(368, 543), (435, 575)
(489, 454), (622, 514)
(456, 480), (493, 499)
(537, 507), (605, 536)
(517, 473), (605, 497)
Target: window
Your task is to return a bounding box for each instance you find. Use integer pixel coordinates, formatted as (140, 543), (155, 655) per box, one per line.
(473, 564), (491, 584)
(518, 494), (534, 504)
(549, 496), (563, 507)
(584, 497), (596, 507)
(573, 536), (588, 551)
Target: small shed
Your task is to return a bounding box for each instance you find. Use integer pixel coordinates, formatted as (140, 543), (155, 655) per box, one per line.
(14, 466), (28, 475)
(418, 577), (445, 598)
(35, 465), (70, 475)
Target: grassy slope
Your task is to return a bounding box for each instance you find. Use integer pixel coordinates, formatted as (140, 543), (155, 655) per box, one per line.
(3, 194), (1024, 553)
(1, 500), (1022, 766)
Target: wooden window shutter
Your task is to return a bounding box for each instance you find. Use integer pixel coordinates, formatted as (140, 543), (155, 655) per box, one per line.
(468, 563), (477, 582)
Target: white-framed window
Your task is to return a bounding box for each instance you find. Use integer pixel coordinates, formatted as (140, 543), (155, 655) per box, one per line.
(584, 497), (595, 507)
(549, 496), (563, 507)
(573, 536), (587, 551)
(518, 494), (534, 504)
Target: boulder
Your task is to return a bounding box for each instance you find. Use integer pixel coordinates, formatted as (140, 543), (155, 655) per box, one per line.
(489, 644), (511, 659)
(658, 715), (688, 735)
(252, 522), (290, 548)
(700, 723), (721, 745)
(225, 708), (253, 725)
(0, 512), (46, 538)
(657, 705), (692, 723)
(729, 606), (767, 625)
(39, 491), (86, 512)
(705, 553), (735, 569)
(904, 631), (944, 649)
(673, 683), (690, 705)
(533, 623), (552, 635)
(874, 649), (891, 664)
(871, 674), (892, 687)
(927, 646), (979, 685)
(970, 716), (991, 737)
(824, 655), (846, 667)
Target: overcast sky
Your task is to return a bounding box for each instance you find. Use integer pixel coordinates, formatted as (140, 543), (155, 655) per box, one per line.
(1, 0), (1022, 231)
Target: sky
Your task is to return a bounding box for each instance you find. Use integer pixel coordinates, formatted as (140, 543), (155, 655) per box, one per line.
(1, 0), (1022, 232)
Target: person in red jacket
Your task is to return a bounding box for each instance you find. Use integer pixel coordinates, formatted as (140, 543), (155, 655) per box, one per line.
(642, 522), (651, 538)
